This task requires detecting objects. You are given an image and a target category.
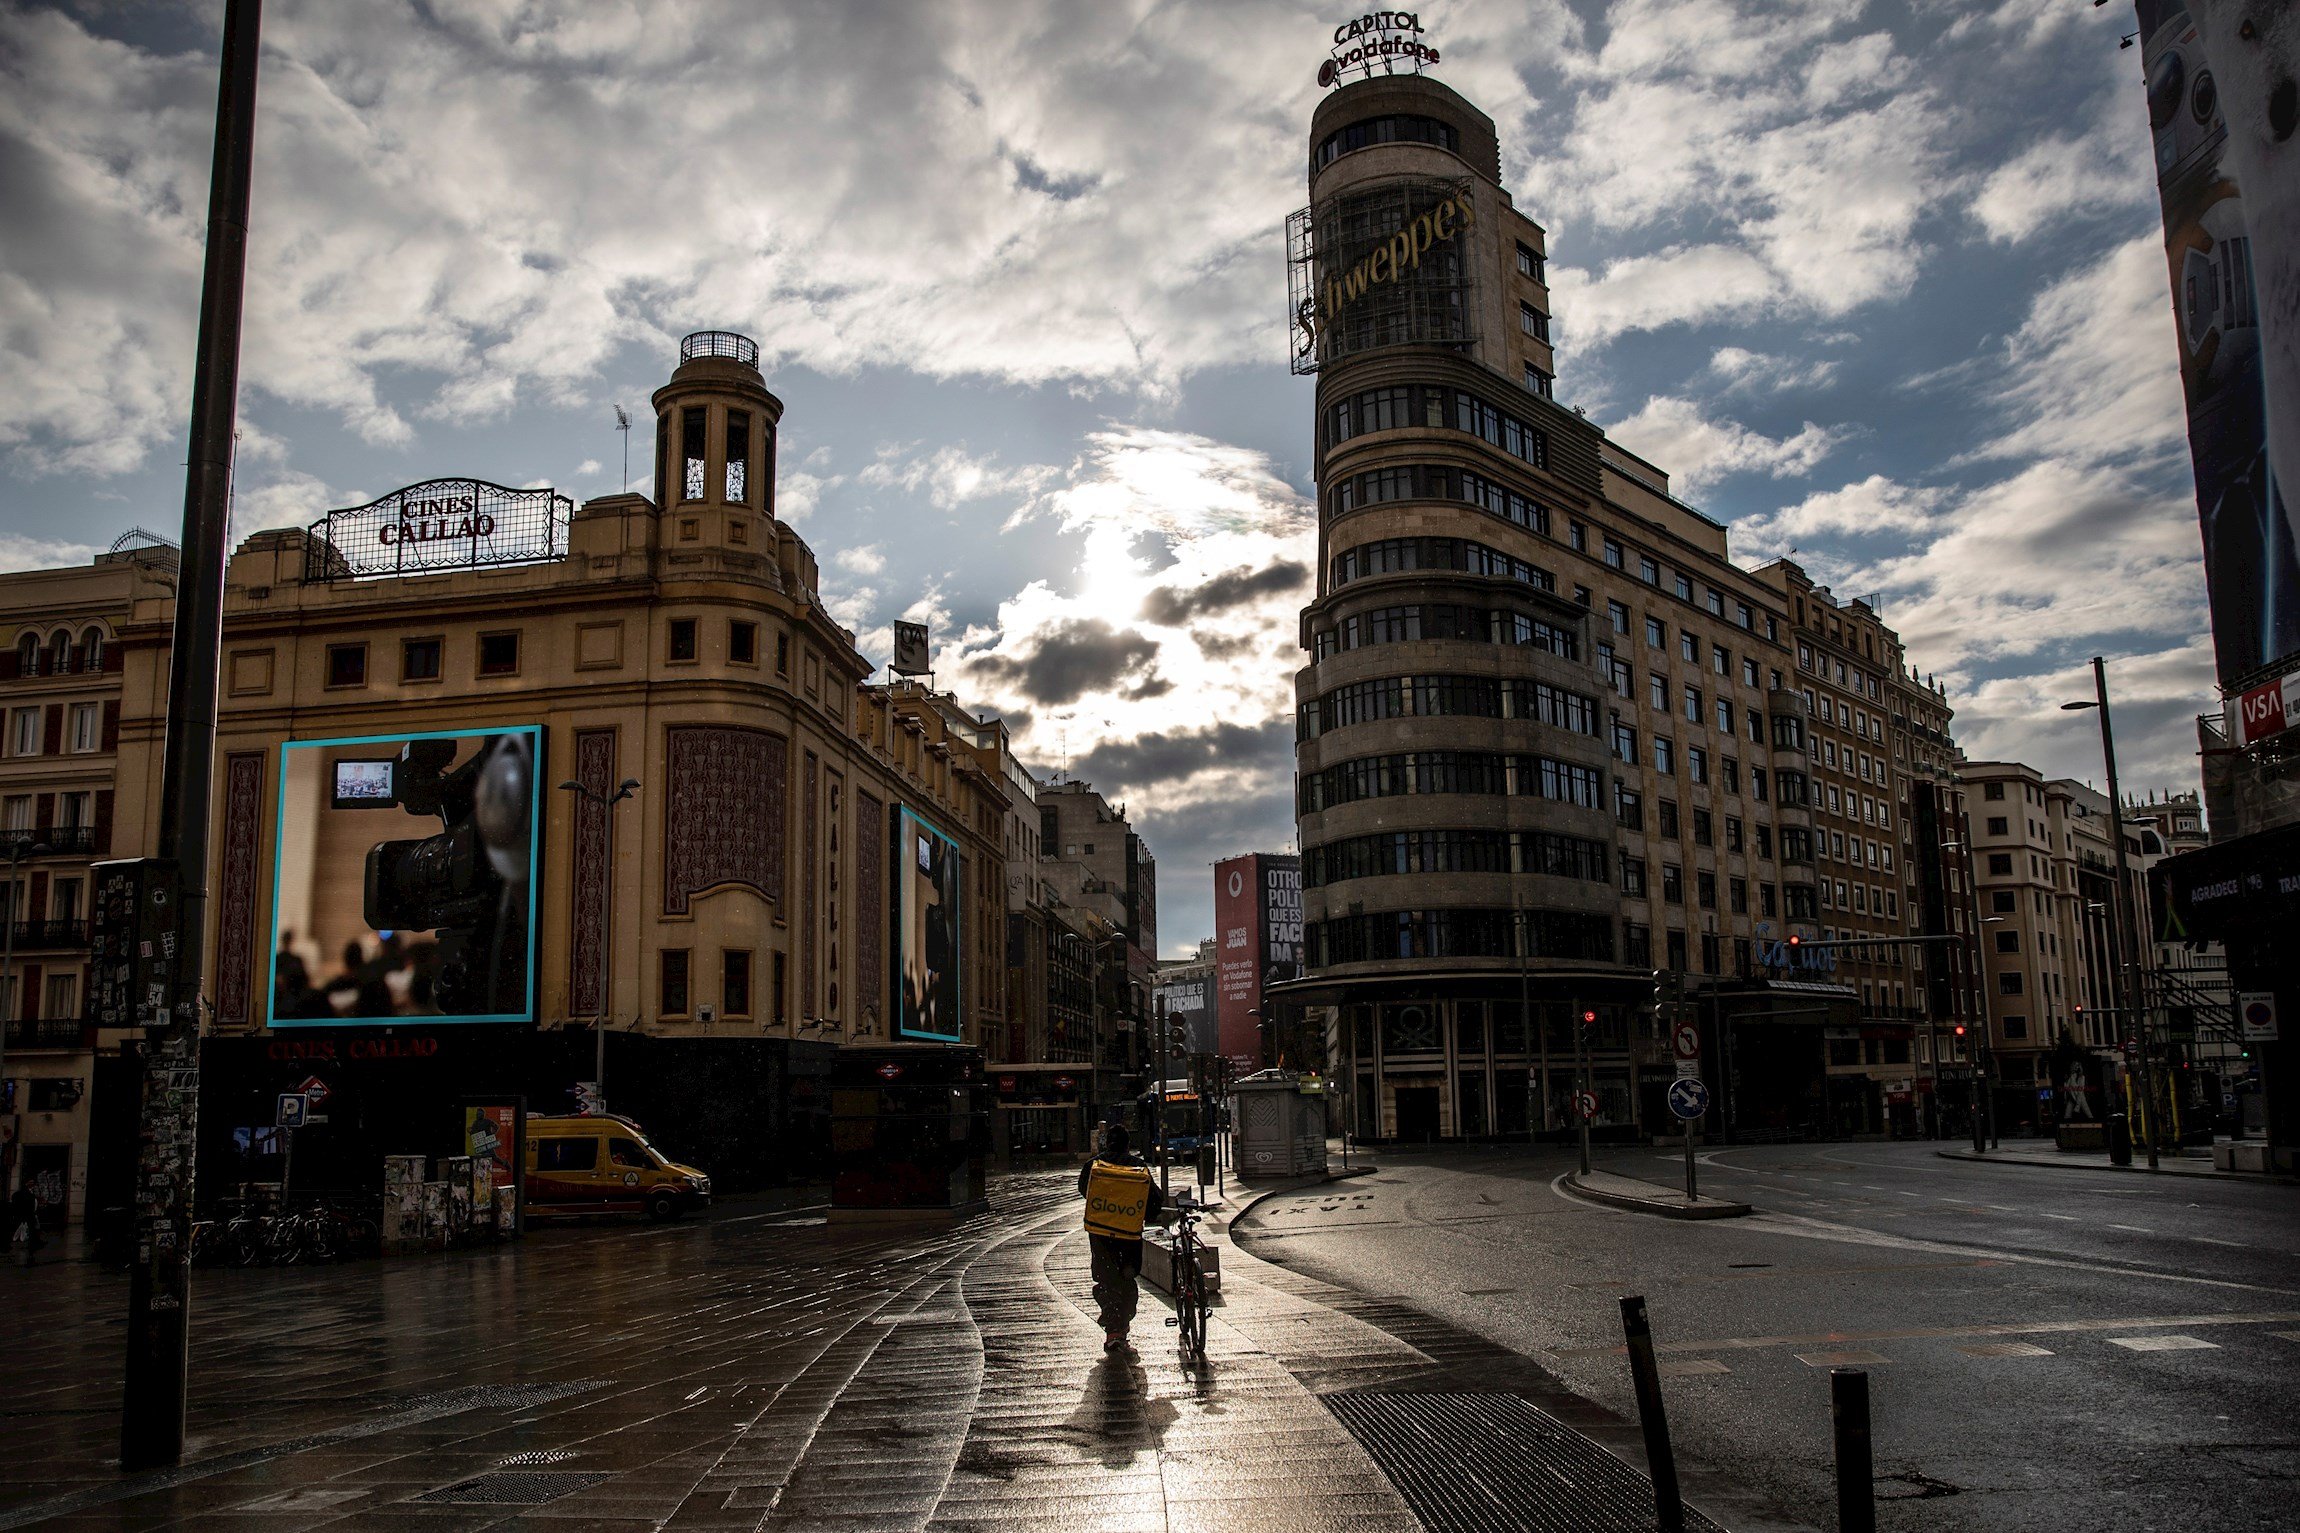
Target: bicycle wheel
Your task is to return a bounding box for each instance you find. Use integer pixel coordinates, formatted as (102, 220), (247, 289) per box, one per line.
(1175, 1242), (1205, 1363)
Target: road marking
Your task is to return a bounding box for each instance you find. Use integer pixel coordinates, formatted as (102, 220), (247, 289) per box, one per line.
(2108, 1224), (2154, 1234)
(1956, 1342), (2052, 1358)
(1549, 1310), (2300, 1360)
(2108, 1335), (2218, 1352)
(2042, 1213), (2079, 1222)
(2194, 1237), (2246, 1249)
(1739, 1210), (2300, 1296)
(2271, 1332), (2300, 1343)
(1658, 1359), (1731, 1377)
(1796, 1350), (1889, 1367)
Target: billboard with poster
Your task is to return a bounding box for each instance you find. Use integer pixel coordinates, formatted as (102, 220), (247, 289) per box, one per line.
(894, 805), (963, 1041)
(1214, 855), (1262, 1061)
(2135, 1), (2300, 684)
(269, 726), (540, 1027)
(1261, 854), (1303, 983)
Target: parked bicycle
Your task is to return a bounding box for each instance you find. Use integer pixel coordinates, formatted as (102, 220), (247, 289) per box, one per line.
(1165, 1188), (1211, 1366)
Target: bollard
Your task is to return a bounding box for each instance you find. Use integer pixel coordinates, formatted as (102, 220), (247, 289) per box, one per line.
(1831, 1368), (1875, 1533)
(1618, 1296), (1685, 1533)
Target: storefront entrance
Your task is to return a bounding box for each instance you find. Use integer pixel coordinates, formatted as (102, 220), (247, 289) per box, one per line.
(1394, 1085), (1441, 1142)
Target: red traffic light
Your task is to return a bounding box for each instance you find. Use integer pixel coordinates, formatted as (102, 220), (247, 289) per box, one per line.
(1787, 934), (1800, 946)
(1953, 1023), (1966, 1037)
(1580, 1009), (1597, 1024)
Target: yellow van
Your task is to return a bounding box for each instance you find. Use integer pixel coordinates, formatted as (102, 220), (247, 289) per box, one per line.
(523, 1114), (712, 1221)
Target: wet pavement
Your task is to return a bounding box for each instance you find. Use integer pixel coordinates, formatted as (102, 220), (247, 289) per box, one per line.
(0, 1172), (1786, 1532)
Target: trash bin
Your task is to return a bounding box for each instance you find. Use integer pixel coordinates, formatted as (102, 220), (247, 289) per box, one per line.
(2106, 1111), (2131, 1167)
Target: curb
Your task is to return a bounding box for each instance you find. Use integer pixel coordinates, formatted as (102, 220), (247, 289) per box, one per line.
(1561, 1170), (1752, 1220)
(1934, 1147), (2300, 1185)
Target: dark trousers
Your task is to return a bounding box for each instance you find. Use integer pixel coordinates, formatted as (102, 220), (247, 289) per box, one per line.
(1089, 1234), (1143, 1334)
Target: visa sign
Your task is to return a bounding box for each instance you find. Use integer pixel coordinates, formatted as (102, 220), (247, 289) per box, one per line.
(2230, 671), (2300, 748)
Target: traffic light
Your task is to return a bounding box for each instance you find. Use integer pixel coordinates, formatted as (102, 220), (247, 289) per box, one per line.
(1582, 1008), (1597, 1025)
(1786, 934), (1801, 948)
(1952, 1023), (1966, 1039)
(1650, 969), (1669, 1023)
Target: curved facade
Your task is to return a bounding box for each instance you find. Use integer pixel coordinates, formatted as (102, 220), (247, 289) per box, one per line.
(1291, 76), (1838, 1143)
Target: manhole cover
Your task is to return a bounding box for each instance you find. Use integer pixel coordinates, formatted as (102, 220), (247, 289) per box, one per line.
(1325, 1392), (1721, 1533)
(415, 1471), (612, 1505)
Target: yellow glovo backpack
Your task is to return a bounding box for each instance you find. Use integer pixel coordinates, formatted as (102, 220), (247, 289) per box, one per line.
(1083, 1158), (1153, 1239)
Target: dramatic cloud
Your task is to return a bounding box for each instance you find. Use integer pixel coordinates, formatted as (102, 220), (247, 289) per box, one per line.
(970, 617), (1162, 706)
(1139, 561), (1309, 626)
(1606, 396), (1840, 495)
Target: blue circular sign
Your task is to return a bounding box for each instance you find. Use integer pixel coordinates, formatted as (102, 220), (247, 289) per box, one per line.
(1667, 1078), (1710, 1120)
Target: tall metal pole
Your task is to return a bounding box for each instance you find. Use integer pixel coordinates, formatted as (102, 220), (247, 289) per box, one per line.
(1574, 992), (1591, 1177)
(2091, 657), (2157, 1171)
(122, 0), (261, 1471)
(1154, 992), (1169, 1201)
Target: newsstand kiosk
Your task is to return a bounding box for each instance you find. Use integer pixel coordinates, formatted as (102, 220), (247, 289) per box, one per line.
(830, 1044), (990, 1220)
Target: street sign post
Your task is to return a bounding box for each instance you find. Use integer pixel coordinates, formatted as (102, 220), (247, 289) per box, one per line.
(1574, 1090), (1599, 1120)
(1667, 1078), (1710, 1202)
(1671, 1022), (1700, 1060)
(274, 1093), (305, 1129)
(2240, 993), (2279, 1043)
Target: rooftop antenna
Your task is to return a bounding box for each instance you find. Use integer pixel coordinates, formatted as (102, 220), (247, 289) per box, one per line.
(614, 406), (632, 492)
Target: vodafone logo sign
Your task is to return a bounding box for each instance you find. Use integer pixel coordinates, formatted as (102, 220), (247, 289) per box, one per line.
(1227, 870), (1245, 897)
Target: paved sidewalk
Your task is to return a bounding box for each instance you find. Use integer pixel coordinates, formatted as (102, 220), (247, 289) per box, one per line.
(1936, 1143), (2299, 1183)
(1562, 1169), (1752, 1220)
(0, 1172), (1793, 1532)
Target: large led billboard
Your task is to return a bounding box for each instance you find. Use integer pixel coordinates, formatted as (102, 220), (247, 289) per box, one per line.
(2136, 2), (2300, 684)
(894, 805), (962, 1041)
(269, 726), (540, 1027)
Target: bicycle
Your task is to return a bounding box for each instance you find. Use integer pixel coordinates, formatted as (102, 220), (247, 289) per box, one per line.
(1165, 1189), (1210, 1366)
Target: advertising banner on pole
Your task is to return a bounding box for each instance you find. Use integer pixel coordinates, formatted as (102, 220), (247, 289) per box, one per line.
(269, 727), (540, 1027)
(2135, 1), (2300, 684)
(1214, 856), (1262, 1062)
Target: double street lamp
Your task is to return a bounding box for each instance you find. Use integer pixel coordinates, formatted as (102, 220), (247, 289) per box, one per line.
(2060, 657), (2158, 1171)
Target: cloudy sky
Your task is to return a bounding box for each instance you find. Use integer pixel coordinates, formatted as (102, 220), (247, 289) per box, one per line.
(0, 0), (2213, 953)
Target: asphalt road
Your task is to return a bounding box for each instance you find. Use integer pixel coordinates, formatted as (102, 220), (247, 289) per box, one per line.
(1232, 1141), (2300, 1533)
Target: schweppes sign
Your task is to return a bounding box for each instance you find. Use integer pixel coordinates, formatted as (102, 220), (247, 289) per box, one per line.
(1296, 191), (1474, 355)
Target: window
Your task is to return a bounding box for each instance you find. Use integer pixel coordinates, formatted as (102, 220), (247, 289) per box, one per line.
(1653, 737), (1675, 774)
(1762, 883), (1779, 917)
(775, 631), (790, 675)
(1697, 870), (1717, 909)
(326, 643), (367, 688)
(10, 709), (38, 757)
(1650, 674), (1668, 712)
(661, 950), (690, 1016)
(1679, 633), (1698, 665)
(1715, 699), (1734, 734)
(1516, 241), (1544, 281)
(1674, 573), (1694, 601)
(1722, 757), (1740, 793)
(682, 406), (708, 501)
(730, 621), (758, 665)
(1693, 808), (1714, 847)
(1755, 824), (1772, 858)
(1646, 617), (1666, 649)
(610, 1137), (654, 1170)
(536, 1137), (596, 1171)
(1986, 816), (2008, 836)
(1988, 853), (2013, 876)
(2002, 1015), (2029, 1040)
(1742, 657), (1760, 687)
(402, 638), (442, 682)
(1622, 857), (1647, 896)
(723, 949), (753, 1016)
(1639, 555), (1660, 585)
(1570, 521), (1588, 552)
(1684, 685), (1702, 722)
(1994, 930), (2020, 953)
(1998, 972), (2024, 996)
(1616, 786), (1644, 831)
(1984, 781), (2005, 801)
(1608, 600), (1631, 634)
(1991, 890), (2017, 914)
(1604, 539), (1625, 570)
(1662, 864), (1684, 903)
(1730, 876), (1748, 913)
(68, 702), (98, 753)
(772, 951), (788, 1025)
(1658, 799), (1680, 838)
(1612, 722), (1638, 763)
(1725, 816), (1743, 851)
(1667, 929), (1689, 970)
(725, 409), (751, 503)
(479, 632), (520, 676)
(669, 617), (699, 662)
(1688, 747), (1709, 784)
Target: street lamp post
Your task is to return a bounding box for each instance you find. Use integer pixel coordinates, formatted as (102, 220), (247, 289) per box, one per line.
(0, 835), (51, 1191)
(2062, 659), (2157, 1171)
(558, 777), (638, 1112)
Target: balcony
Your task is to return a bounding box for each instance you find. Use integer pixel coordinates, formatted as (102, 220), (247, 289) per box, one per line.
(4, 1015), (89, 1050)
(3, 827), (100, 857)
(4, 919), (90, 949)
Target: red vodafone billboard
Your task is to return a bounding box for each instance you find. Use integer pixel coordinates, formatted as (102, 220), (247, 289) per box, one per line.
(1214, 855), (1263, 1062)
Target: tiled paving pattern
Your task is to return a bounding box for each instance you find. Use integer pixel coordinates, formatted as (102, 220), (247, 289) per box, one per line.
(0, 1177), (1540, 1533)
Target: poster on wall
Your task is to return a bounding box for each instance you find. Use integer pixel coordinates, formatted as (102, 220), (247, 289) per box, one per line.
(1262, 855), (1303, 983)
(894, 805), (963, 1042)
(2136, 1), (2300, 683)
(269, 726), (540, 1027)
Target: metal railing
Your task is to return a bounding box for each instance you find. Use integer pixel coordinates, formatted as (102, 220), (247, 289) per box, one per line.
(3, 827), (99, 857)
(4, 1016), (89, 1049)
(680, 330), (759, 366)
(4, 919), (89, 948)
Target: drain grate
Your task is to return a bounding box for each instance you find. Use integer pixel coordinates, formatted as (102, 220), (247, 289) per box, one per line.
(415, 1470), (613, 1505)
(1325, 1392), (1721, 1533)
(497, 1448), (581, 1467)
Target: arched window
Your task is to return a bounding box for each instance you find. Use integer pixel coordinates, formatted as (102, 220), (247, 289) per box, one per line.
(45, 631), (70, 676)
(15, 633), (38, 677)
(77, 628), (104, 673)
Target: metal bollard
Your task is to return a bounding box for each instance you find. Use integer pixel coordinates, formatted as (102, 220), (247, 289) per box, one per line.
(1618, 1295), (1685, 1533)
(1831, 1368), (1875, 1533)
